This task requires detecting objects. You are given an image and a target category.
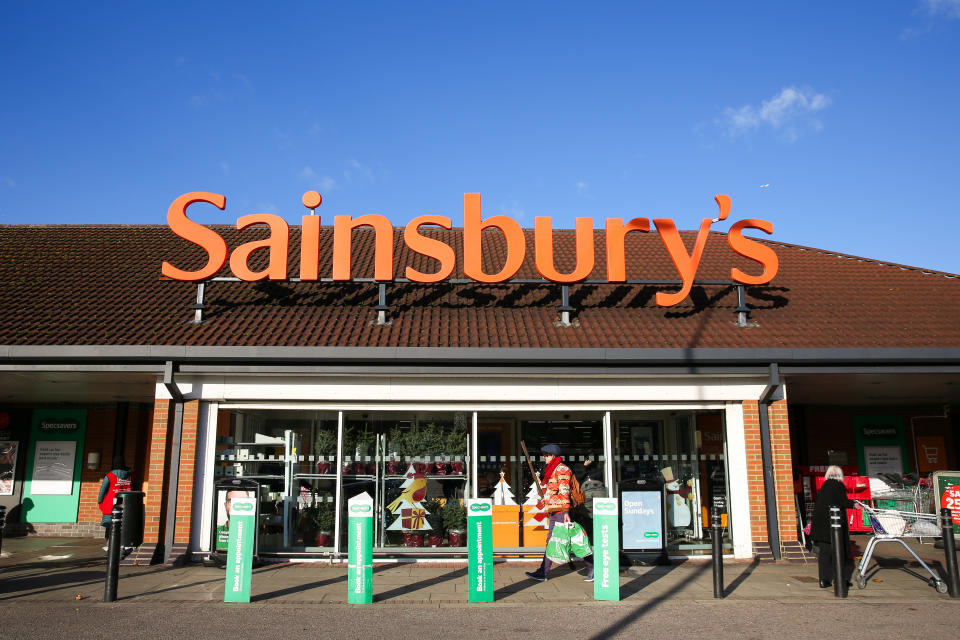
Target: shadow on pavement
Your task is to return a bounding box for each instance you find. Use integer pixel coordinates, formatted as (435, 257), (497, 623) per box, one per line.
(251, 563), (396, 601)
(723, 557), (760, 597)
(619, 559), (684, 600)
(587, 561), (709, 640)
(0, 569), (107, 601)
(857, 556), (945, 588)
(373, 567), (468, 602)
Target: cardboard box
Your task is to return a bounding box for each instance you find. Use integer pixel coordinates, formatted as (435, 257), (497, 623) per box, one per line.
(492, 505), (521, 548)
(521, 505), (549, 547)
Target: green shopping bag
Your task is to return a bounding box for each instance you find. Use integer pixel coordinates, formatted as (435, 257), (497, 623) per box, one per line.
(545, 522), (576, 564)
(568, 522), (593, 559)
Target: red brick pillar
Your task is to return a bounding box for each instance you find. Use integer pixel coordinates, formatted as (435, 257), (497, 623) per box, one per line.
(743, 399), (798, 559)
(171, 400), (200, 553)
(128, 399), (171, 564)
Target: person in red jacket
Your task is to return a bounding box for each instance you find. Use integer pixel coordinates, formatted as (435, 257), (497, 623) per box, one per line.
(97, 456), (134, 551)
(525, 444), (574, 582)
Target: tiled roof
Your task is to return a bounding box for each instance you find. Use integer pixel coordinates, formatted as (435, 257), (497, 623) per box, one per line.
(1, 224), (958, 350)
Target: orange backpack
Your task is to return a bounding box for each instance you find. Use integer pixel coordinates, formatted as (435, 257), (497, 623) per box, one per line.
(569, 473), (585, 508)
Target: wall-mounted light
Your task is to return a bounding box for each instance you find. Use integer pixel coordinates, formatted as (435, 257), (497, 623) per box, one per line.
(86, 451), (101, 470)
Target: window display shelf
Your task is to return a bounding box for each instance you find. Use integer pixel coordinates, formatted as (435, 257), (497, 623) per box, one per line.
(383, 475), (466, 480)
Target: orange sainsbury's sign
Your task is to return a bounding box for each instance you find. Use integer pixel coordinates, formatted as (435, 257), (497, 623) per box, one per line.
(161, 191), (778, 307)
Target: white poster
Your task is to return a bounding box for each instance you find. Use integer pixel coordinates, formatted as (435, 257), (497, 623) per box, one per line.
(864, 445), (903, 476)
(31, 441), (76, 495)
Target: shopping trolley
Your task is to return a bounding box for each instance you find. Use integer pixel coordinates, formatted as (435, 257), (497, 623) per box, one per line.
(852, 501), (948, 593)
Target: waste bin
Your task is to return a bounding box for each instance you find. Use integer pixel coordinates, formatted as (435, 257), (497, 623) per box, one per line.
(208, 478), (261, 567)
(619, 472), (669, 564)
(115, 490), (145, 548)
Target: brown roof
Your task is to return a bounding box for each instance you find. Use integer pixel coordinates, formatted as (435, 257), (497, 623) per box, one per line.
(1, 224), (958, 350)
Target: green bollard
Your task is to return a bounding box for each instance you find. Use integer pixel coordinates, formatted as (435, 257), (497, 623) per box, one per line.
(467, 498), (494, 602)
(347, 492), (374, 604)
(593, 498), (621, 601)
(223, 496), (256, 603)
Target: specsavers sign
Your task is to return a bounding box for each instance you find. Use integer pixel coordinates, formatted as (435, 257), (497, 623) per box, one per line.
(467, 498), (494, 603)
(160, 192), (778, 307)
(348, 492), (374, 604)
(223, 496), (256, 603)
(593, 498), (620, 601)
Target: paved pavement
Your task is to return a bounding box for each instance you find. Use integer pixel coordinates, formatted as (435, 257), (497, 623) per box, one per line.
(1, 534), (959, 606)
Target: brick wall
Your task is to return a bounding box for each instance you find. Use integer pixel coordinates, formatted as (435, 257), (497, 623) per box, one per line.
(173, 400), (200, 545)
(743, 399), (797, 548)
(143, 400), (171, 545)
(76, 404), (149, 525)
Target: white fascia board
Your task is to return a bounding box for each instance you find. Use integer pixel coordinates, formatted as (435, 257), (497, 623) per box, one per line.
(159, 374), (768, 403)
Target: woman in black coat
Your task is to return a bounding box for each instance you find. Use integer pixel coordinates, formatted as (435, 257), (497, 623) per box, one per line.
(811, 465), (855, 588)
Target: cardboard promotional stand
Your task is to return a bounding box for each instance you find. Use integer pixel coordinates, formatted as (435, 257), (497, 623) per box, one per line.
(933, 471), (960, 535)
(467, 498), (494, 602)
(348, 492), (374, 604)
(223, 495), (256, 603)
(592, 497), (620, 601)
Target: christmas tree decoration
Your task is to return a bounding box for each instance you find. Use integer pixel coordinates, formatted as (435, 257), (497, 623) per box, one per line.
(386, 464), (427, 513)
(386, 464), (432, 532)
(523, 473), (548, 527)
(491, 470), (518, 505)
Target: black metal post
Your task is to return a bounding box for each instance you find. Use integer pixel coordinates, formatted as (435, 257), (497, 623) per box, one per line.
(0, 505), (6, 558)
(941, 508), (960, 598)
(104, 503), (123, 602)
(830, 506), (847, 598)
(711, 506), (724, 598)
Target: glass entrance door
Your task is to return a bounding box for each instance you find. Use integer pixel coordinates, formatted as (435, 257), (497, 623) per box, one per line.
(614, 411), (730, 553)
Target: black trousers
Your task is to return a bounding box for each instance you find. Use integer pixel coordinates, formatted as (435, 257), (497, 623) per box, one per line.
(816, 541), (851, 583)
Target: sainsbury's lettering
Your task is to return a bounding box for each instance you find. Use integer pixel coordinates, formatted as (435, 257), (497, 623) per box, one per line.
(161, 191), (778, 307)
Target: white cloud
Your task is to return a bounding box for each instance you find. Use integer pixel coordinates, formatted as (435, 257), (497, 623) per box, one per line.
(576, 180), (589, 193)
(345, 158), (374, 182)
(499, 200), (526, 223)
(924, 0), (960, 17)
(2, 176), (15, 188)
(299, 166), (337, 190)
(189, 95), (209, 109)
(257, 202), (279, 215)
(718, 86), (831, 141)
(219, 162), (230, 177)
(233, 73), (254, 93)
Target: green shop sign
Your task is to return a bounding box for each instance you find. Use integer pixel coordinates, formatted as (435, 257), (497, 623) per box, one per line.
(593, 498), (620, 602)
(38, 420), (80, 433)
(223, 497), (256, 604)
(467, 498), (494, 603)
(348, 492), (374, 604)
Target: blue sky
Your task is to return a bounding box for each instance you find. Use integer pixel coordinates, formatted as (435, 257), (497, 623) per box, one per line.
(1, 2), (958, 273)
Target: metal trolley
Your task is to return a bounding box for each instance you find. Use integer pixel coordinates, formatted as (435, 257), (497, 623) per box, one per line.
(852, 501), (948, 594)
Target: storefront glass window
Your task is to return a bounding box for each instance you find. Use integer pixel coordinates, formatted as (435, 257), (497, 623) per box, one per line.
(214, 409), (338, 553)
(340, 411), (469, 550)
(613, 410), (731, 555)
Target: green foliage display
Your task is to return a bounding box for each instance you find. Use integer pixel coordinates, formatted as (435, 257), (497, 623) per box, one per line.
(314, 428), (337, 457)
(424, 497), (445, 531)
(301, 496), (335, 532)
(442, 498), (467, 532)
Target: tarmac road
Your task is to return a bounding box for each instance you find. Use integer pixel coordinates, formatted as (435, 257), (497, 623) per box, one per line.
(0, 600), (956, 640)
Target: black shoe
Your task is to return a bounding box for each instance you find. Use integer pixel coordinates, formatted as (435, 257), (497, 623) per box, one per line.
(819, 579), (832, 588)
(567, 561), (577, 571)
(583, 573), (594, 582)
(525, 570), (547, 582)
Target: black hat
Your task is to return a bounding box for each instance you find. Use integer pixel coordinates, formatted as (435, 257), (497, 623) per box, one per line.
(540, 444), (562, 456)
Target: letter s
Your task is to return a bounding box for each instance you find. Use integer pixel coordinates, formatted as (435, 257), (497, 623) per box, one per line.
(728, 219), (778, 285)
(161, 192), (228, 281)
